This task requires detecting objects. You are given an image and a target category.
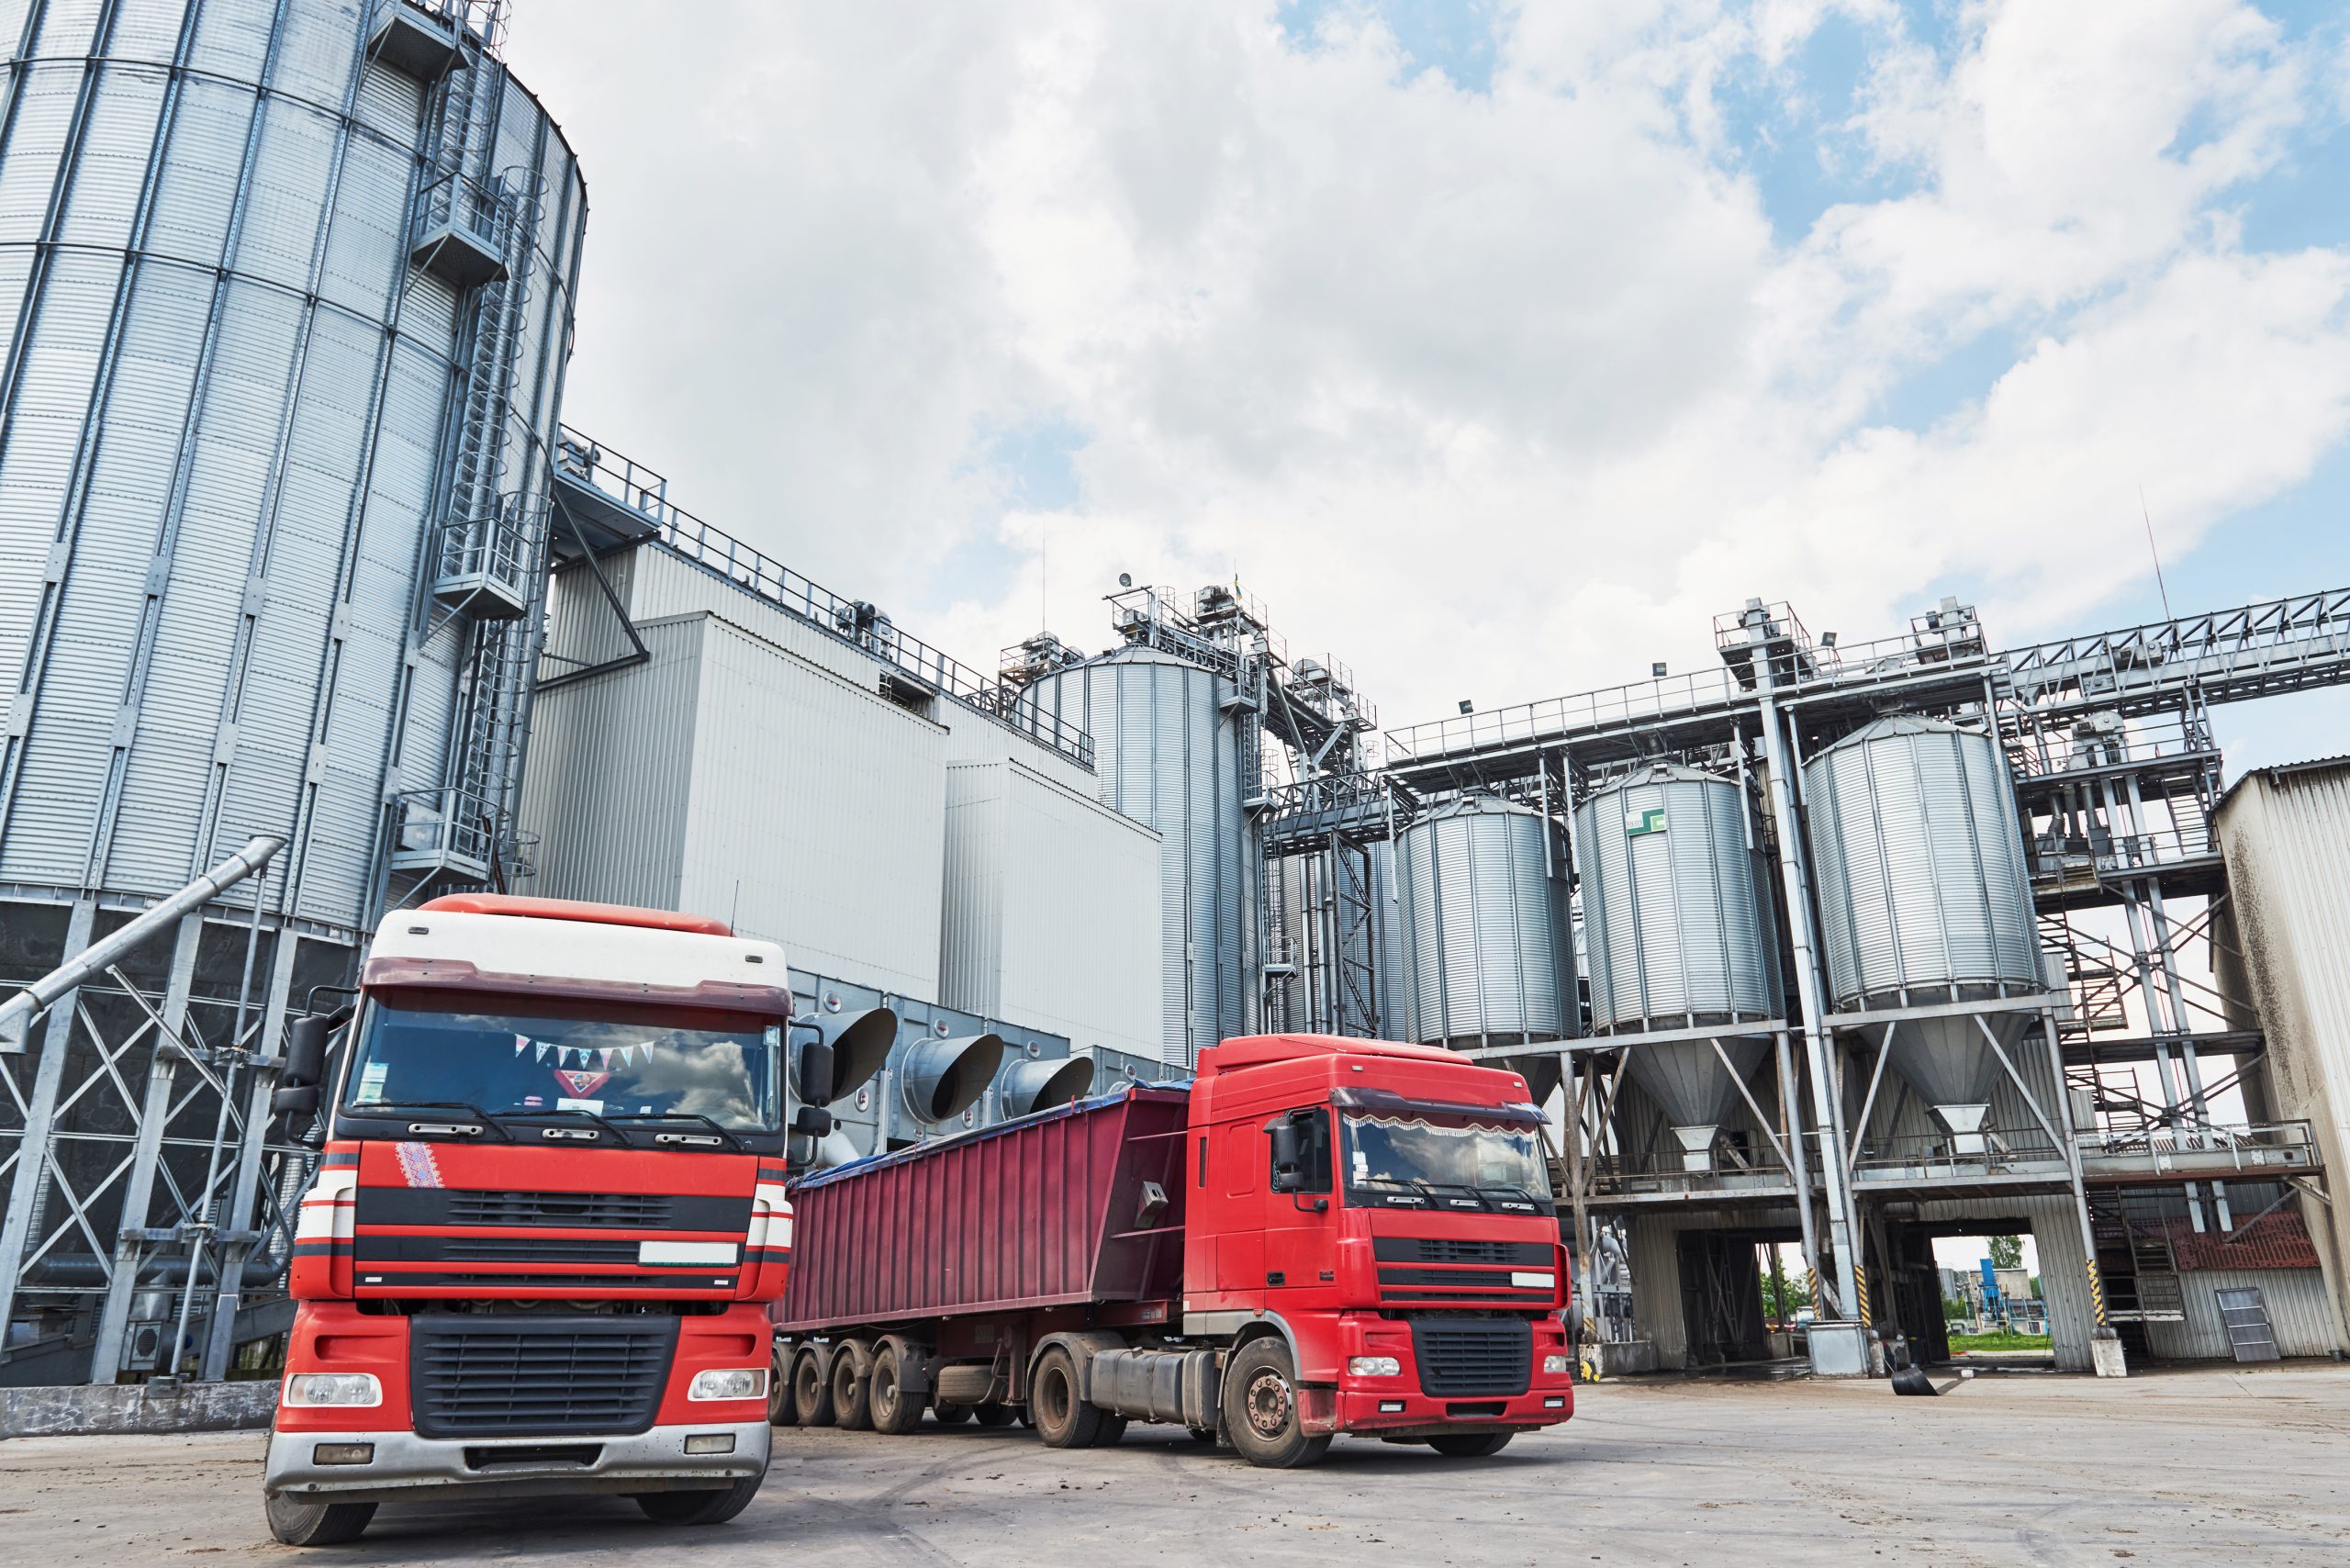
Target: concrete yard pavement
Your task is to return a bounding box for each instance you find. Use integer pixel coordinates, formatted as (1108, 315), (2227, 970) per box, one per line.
(0, 1363), (2344, 1566)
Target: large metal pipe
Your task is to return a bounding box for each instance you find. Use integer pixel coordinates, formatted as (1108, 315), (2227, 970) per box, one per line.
(901, 1033), (1007, 1124)
(997, 1055), (1094, 1120)
(0, 835), (285, 1052)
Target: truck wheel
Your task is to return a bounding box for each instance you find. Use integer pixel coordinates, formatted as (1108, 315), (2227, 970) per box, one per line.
(1427, 1432), (1514, 1458)
(1222, 1339), (1331, 1469)
(971, 1402), (1014, 1428)
(769, 1346), (797, 1427)
(932, 1402), (973, 1426)
(634, 1474), (764, 1526)
(1031, 1346), (1108, 1449)
(264, 1494), (376, 1546)
(791, 1349), (835, 1427)
(869, 1343), (926, 1435)
(831, 1342), (874, 1430)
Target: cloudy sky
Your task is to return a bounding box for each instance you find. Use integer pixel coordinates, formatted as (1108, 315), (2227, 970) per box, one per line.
(510, 0), (2350, 764)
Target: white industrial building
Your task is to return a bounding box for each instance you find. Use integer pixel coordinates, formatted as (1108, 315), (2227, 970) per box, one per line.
(516, 499), (1166, 1064)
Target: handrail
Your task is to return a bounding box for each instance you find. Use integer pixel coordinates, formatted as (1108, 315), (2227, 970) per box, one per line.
(553, 428), (1095, 770)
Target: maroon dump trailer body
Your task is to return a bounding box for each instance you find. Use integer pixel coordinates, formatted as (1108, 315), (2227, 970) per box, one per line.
(771, 1036), (1575, 1469)
(777, 1087), (1188, 1326)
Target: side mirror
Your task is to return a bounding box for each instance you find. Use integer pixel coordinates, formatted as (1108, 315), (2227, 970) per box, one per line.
(282, 1013), (343, 1090)
(1268, 1119), (1304, 1193)
(793, 1037), (835, 1105)
(272, 1083), (321, 1117)
(792, 1103), (834, 1138)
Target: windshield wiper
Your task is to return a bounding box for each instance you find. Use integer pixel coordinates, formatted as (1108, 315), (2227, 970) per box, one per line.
(496, 1103), (630, 1146)
(1477, 1183), (1551, 1208)
(603, 1110), (743, 1151)
(353, 1101), (510, 1140)
(1351, 1175), (1440, 1201)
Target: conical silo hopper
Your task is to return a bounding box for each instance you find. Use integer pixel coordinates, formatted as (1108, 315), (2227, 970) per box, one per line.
(1803, 718), (2044, 1154)
(1623, 1036), (1772, 1170)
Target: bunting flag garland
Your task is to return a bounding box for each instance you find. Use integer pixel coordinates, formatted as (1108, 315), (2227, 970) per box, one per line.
(513, 1034), (530, 1056)
(535, 1043), (554, 1063)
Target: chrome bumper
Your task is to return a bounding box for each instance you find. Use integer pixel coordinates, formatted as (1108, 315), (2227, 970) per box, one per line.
(264, 1419), (768, 1503)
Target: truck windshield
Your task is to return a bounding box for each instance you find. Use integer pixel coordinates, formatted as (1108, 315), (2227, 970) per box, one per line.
(1341, 1113), (1552, 1211)
(343, 991), (783, 1133)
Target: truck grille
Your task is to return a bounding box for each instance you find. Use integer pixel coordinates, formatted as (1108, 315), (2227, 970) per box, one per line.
(1374, 1238), (1552, 1266)
(1410, 1318), (1531, 1397)
(444, 1191), (677, 1227)
(408, 1314), (677, 1439)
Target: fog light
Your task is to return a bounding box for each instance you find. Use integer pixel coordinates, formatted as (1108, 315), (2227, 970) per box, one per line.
(1347, 1356), (1401, 1378)
(1542, 1353), (1572, 1374)
(688, 1367), (767, 1402)
(312, 1442), (375, 1466)
(1377, 1400), (1406, 1414)
(284, 1372), (381, 1407)
(1544, 1395), (1566, 1409)
(684, 1433), (736, 1455)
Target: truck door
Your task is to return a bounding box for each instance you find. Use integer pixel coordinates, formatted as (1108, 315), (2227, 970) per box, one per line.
(1263, 1106), (1336, 1307)
(1214, 1120), (1267, 1304)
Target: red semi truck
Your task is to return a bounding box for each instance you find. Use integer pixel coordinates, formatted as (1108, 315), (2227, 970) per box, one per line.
(772, 1034), (1573, 1466)
(263, 895), (814, 1545)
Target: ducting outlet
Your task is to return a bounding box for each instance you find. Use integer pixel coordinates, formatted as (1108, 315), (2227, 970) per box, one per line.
(997, 1056), (1095, 1121)
(901, 1034), (1006, 1125)
(822, 1007), (899, 1103)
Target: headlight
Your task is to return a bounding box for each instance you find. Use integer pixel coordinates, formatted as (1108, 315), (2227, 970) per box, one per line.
(284, 1372), (381, 1407)
(1542, 1353), (1572, 1374)
(1347, 1355), (1402, 1378)
(688, 1366), (768, 1402)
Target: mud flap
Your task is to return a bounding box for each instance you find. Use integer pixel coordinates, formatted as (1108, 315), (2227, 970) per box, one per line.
(1298, 1385), (1338, 1436)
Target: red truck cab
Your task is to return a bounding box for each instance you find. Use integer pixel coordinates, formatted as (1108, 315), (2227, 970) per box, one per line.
(263, 896), (798, 1545)
(1182, 1036), (1572, 1450)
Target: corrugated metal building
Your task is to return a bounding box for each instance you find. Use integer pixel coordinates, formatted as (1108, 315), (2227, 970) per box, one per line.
(2211, 758), (2350, 1355)
(520, 607), (948, 999)
(940, 756), (1162, 1059)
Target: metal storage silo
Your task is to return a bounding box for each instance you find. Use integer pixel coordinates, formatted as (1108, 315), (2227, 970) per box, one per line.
(1575, 764), (1781, 1167)
(1019, 647), (1261, 1067)
(1393, 795), (1575, 1051)
(0, 0), (585, 1375)
(1803, 716), (2042, 1149)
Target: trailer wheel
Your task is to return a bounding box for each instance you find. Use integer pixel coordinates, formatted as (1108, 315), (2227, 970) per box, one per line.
(971, 1402), (1014, 1428)
(1427, 1432), (1513, 1458)
(1222, 1339), (1331, 1469)
(633, 1473), (765, 1526)
(1031, 1346), (1110, 1449)
(264, 1495), (376, 1547)
(869, 1342), (926, 1435)
(932, 1402), (973, 1426)
(791, 1349), (835, 1427)
(831, 1341), (875, 1430)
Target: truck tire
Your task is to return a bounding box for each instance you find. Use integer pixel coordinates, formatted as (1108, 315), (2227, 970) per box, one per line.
(831, 1341), (874, 1431)
(633, 1474), (765, 1526)
(791, 1349), (835, 1427)
(1222, 1339), (1331, 1470)
(1031, 1345), (1108, 1449)
(869, 1342), (926, 1435)
(971, 1402), (1014, 1428)
(932, 1402), (972, 1426)
(769, 1345), (797, 1426)
(264, 1494), (376, 1546)
(1427, 1431), (1513, 1458)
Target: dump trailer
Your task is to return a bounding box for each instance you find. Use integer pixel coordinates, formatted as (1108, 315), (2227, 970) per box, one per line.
(773, 1034), (1574, 1467)
(263, 895), (819, 1546)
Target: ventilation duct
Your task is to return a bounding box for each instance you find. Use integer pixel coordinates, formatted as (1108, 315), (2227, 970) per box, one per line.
(901, 1033), (1007, 1124)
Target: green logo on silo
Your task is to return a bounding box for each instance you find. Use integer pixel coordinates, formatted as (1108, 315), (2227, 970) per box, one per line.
(1627, 808), (1666, 836)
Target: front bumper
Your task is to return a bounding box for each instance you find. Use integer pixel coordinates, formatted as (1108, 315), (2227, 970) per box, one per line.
(1334, 1384), (1572, 1436)
(263, 1419), (768, 1505)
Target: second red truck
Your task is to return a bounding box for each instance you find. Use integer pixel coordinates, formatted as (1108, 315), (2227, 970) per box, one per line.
(772, 1034), (1574, 1466)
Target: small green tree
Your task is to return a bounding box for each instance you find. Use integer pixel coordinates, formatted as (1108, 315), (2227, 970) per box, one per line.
(1987, 1235), (2024, 1270)
(1943, 1296), (1968, 1322)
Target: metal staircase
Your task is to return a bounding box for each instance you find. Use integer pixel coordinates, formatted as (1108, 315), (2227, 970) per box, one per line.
(2091, 1189), (2186, 1337)
(384, 1), (550, 896)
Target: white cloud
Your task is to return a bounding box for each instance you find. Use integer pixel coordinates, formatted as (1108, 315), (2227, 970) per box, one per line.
(510, 0), (2350, 733)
